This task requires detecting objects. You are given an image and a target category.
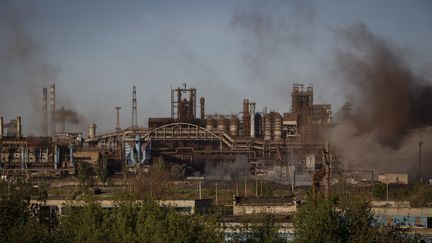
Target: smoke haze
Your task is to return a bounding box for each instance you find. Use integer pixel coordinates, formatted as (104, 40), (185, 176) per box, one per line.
(333, 23), (432, 147)
(329, 23), (432, 178)
(0, 1), (55, 133)
(56, 107), (80, 124)
(0, 1), (87, 135)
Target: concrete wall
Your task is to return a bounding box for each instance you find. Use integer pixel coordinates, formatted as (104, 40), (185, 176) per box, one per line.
(233, 204), (296, 215)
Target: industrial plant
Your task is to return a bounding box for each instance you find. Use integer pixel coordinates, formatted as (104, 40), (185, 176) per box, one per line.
(1, 82), (431, 241)
(0, 83), (333, 180)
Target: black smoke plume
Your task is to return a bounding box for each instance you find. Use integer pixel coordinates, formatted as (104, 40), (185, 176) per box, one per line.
(334, 23), (432, 148)
(0, 1), (57, 134)
(56, 107), (80, 125)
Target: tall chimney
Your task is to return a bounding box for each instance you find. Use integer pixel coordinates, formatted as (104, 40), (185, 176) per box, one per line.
(16, 116), (22, 138)
(132, 86), (138, 129)
(43, 88), (48, 136)
(50, 84), (56, 136)
(242, 99), (250, 137)
(200, 97), (205, 126)
(250, 102), (256, 138)
(0, 116), (3, 138)
(115, 106), (121, 131)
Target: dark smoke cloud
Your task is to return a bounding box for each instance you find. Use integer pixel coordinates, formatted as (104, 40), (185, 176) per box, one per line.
(0, 1), (56, 134)
(333, 23), (432, 148)
(328, 23), (432, 179)
(56, 107), (80, 124)
(0, 1), (87, 135)
(0, 1), (56, 104)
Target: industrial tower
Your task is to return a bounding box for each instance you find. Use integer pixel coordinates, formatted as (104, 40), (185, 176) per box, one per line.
(132, 86), (138, 129)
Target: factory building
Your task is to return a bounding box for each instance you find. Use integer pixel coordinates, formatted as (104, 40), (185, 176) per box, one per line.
(0, 83), (332, 178)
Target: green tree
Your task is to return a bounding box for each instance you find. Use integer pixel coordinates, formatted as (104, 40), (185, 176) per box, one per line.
(372, 183), (386, 199)
(294, 196), (348, 243)
(0, 178), (51, 242)
(77, 161), (91, 186)
(97, 155), (109, 184)
(56, 197), (224, 243)
(55, 198), (111, 243)
(409, 182), (432, 207)
(247, 214), (284, 243)
(293, 195), (408, 243)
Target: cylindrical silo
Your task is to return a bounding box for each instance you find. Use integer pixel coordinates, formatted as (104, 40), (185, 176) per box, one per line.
(273, 112), (282, 141)
(229, 116), (239, 137)
(88, 123), (96, 139)
(217, 116), (228, 133)
(206, 117), (216, 131)
(264, 114), (271, 141)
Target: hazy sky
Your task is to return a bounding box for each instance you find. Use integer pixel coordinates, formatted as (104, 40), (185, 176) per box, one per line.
(1, 0), (431, 135)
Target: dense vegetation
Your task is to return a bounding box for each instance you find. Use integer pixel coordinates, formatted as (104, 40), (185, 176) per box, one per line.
(1, 176), (428, 242)
(0, 178), (286, 243)
(293, 195), (413, 243)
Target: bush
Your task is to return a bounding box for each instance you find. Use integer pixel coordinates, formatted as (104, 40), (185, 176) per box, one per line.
(293, 195), (408, 243)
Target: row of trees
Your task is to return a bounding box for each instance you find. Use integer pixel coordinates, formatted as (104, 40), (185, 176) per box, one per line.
(0, 178), (286, 242)
(293, 195), (411, 243)
(1, 176), (421, 242)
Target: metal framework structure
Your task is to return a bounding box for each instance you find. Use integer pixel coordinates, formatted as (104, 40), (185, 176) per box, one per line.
(285, 124), (297, 137)
(170, 84), (197, 121)
(142, 123), (222, 144)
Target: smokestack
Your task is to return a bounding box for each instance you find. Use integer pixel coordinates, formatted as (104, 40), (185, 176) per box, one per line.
(50, 84), (56, 136)
(132, 86), (138, 129)
(250, 102), (256, 138)
(242, 99), (250, 136)
(88, 123), (96, 139)
(177, 88), (182, 120)
(0, 116), (3, 138)
(200, 97), (205, 126)
(43, 88), (48, 136)
(115, 106), (121, 131)
(16, 116), (22, 138)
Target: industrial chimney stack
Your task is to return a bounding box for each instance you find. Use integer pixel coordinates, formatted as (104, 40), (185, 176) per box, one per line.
(250, 102), (256, 138)
(16, 116), (22, 138)
(0, 116), (3, 138)
(132, 86), (138, 129)
(115, 106), (121, 131)
(242, 99), (250, 137)
(200, 97), (205, 126)
(50, 84), (56, 136)
(42, 88), (48, 136)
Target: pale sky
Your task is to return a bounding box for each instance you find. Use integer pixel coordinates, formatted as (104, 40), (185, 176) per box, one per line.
(1, 0), (431, 135)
